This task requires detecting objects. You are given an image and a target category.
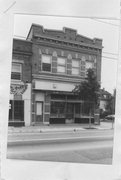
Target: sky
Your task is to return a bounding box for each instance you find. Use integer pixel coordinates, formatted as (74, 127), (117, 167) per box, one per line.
(13, 14), (120, 94)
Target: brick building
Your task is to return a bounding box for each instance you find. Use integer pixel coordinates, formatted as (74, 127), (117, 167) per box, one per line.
(9, 39), (32, 126)
(9, 24), (103, 126)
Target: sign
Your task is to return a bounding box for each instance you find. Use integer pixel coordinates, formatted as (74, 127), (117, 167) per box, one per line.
(10, 84), (27, 95)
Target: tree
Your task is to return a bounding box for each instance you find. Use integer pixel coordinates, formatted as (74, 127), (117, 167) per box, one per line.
(105, 88), (116, 115)
(73, 68), (100, 127)
(73, 68), (100, 107)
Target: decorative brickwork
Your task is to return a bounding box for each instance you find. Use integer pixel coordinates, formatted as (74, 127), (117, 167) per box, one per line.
(11, 24), (102, 125)
(10, 84), (27, 95)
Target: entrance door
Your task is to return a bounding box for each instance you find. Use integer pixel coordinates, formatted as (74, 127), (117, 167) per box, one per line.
(9, 100), (24, 126)
(36, 102), (43, 123)
(66, 103), (74, 123)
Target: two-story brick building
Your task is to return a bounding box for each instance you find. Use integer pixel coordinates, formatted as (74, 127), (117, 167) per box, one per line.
(9, 24), (103, 126)
(9, 39), (32, 126)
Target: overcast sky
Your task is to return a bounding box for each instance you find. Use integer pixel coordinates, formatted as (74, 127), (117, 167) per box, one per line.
(13, 14), (120, 94)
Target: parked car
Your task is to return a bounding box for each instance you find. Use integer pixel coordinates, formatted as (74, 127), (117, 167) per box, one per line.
(104, 114), (115, 121)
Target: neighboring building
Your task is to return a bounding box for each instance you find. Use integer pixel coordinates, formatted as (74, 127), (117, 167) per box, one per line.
(9, 24), (103, 126)
(99, 88), (112, 112)
(9, 39), (32, 126)
(99, 88), (116, 117)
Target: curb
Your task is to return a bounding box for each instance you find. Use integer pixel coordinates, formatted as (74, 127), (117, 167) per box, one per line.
(8, 127), (112, 134)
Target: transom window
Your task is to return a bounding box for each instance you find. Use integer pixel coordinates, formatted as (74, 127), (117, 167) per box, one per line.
(57, 57), (66, 73)
(11, 63), (22, 80)
(42, 55), (51, 72)
(72, 59), (80, 75)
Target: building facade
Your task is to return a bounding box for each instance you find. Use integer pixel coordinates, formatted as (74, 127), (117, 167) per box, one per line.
(9, 24), (103, 126)
(99, 88), (116, 117)
(9, 39), (32, 126)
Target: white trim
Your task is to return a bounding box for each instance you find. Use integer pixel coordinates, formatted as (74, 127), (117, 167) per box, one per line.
(12, 59), (24, 64)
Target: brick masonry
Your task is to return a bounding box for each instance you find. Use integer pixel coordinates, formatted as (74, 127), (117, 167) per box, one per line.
(12, 24), (103, 125)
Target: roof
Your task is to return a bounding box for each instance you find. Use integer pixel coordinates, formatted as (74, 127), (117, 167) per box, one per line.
(26, 23), (103, 48)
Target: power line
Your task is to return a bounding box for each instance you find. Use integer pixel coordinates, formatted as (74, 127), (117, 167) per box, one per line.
(90, 18), (120, 27)
(14, 13), (121, 21)
(102, 56), (118, 61)
(102, 51), (118, 56)
(3, 1), (16, 14)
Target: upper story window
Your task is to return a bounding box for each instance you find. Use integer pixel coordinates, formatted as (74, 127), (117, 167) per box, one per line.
(72, 59), (80, 75)
(42, 55), (51, 72)
(86, 61), (93, 70)
(57, 57), (66, 73)
(11, 63), (22, 80)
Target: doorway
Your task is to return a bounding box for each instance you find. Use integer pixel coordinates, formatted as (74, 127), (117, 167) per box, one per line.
(36, 102), (43, 123)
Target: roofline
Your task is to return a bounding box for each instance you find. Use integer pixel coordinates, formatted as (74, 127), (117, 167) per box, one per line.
(26, 23), (44, 40)
(26, 23), (103, 43)
(13, 38), (32, 43)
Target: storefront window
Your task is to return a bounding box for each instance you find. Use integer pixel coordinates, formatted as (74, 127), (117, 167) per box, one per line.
(51, 101), (65, 117)
(9, 100), (24, 121)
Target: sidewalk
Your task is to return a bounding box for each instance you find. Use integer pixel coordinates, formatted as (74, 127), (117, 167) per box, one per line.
(8, 122), (114, 134)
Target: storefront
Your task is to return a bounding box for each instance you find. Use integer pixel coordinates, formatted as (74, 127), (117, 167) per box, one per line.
(32, 80), (95, 125)
(50, 93), (94, 124)
(9, 99), (24, 126)
(9, 83), (31, 127)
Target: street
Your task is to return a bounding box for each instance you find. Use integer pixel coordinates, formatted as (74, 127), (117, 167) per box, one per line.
(7, 129), (114, 164)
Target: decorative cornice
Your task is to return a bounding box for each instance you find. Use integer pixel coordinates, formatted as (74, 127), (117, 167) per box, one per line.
(33, 37), (102, 56)
(34, 34), (102, 50)
(13, 50), (32, 56)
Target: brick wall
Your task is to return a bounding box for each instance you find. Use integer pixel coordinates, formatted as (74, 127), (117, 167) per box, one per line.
(13, 39), (32, 83)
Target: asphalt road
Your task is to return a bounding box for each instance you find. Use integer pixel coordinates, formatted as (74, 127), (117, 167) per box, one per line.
(7, 129), (114, 164)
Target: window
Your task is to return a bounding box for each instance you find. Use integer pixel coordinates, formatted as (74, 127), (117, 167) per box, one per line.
(11, 63), (22, 80)
(86, 62), (93, 69)
(51, 101), (66, 118)
(42, 55), (51, 72)
(72, 59), (80, 75)
(57, 57), (66, 73)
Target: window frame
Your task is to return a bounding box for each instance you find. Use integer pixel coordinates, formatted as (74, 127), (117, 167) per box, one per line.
(57, 57), (66, 74)
(41, 54), (52, 72)
(72, 59), (80, 76)
(11, 62), (22, 81)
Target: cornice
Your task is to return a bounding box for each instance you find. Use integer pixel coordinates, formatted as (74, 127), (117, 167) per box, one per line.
(33, 38), (102, 56)
(34, 34), (102, 49)
(13, 50), (32, 56)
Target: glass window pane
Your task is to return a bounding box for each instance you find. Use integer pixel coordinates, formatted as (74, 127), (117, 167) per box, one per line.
(12, 63), (21, 72)
(72, 68), (79, 75)
(57, 58), (66, 65)
(42, 55), (51, 63)
(11, 72), (21, 80)
(42, 63), (51, 71)
(72, 60), (79, 67)
(57, 66), (66, 73)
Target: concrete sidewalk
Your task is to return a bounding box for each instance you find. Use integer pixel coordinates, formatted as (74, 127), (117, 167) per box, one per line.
(8, 122), (114, 134)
